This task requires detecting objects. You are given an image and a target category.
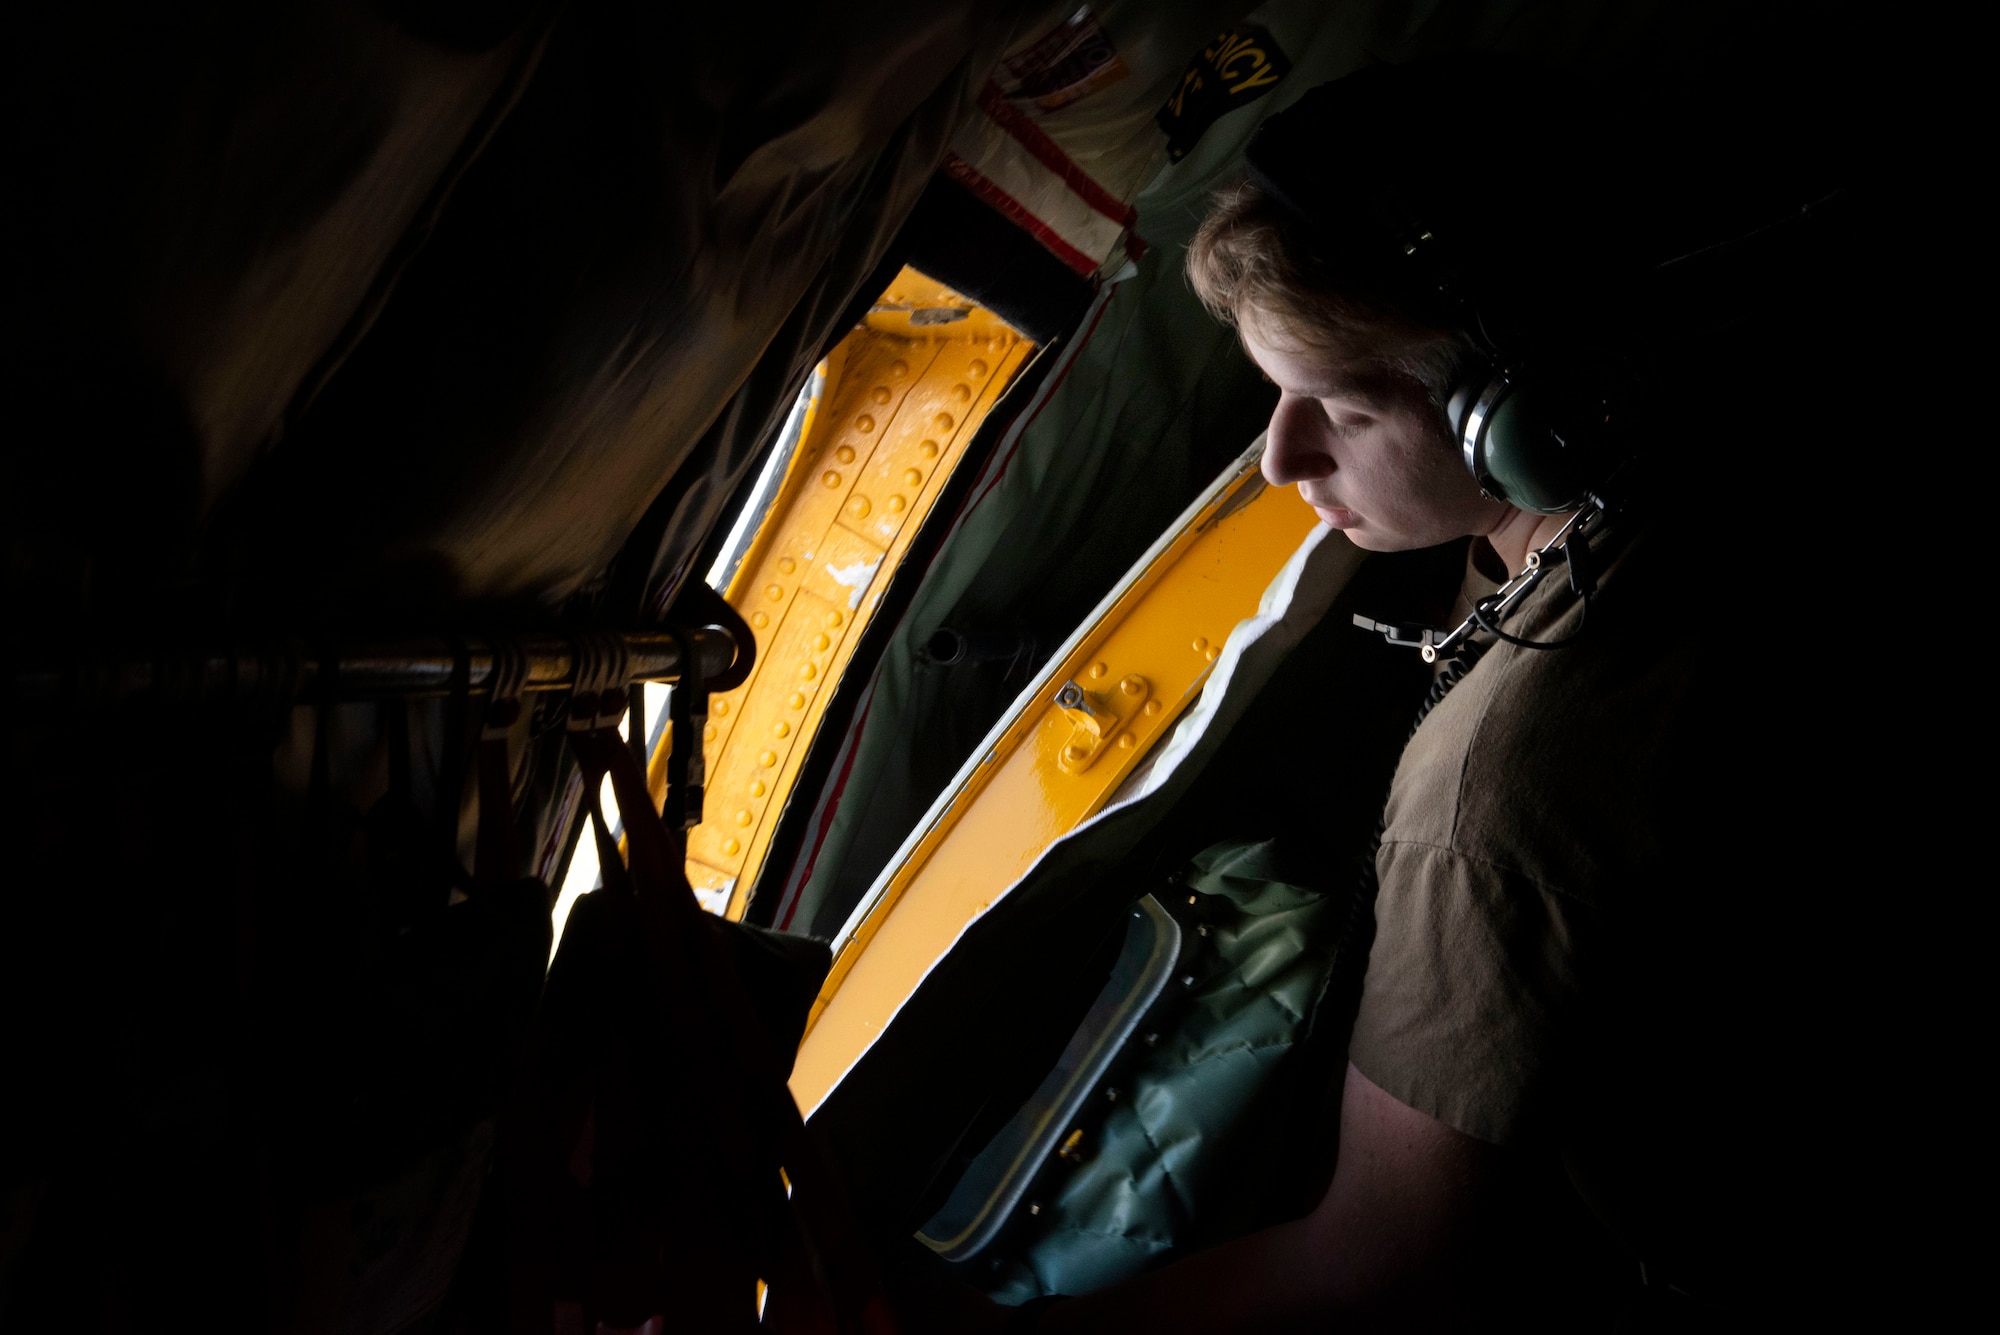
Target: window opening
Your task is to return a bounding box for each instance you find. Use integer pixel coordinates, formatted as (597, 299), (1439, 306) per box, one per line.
(674, 267), (1034, 921)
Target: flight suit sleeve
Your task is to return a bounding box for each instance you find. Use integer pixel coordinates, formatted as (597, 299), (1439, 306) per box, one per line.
(1345, 839), (1595, 1147)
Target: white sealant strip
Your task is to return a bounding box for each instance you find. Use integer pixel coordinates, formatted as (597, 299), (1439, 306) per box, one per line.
(803, 449), (1358, 1118)
(824, 436), (1268, 957)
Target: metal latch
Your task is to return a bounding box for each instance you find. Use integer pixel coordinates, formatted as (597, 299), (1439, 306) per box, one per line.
(1052, 673), (1149, 774)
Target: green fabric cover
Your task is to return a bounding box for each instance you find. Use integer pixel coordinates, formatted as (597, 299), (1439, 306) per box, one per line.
(985, 837), (1348, 1301)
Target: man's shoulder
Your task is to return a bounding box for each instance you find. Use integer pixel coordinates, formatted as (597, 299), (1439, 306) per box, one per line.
(1388, 526), (1700, 904)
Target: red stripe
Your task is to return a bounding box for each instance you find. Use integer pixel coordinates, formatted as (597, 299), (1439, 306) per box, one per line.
(775, 687), (876, 933)
(976, 81), (1137, 228)
(942, 154), (1099, 276)
(968, 288), (1114, 514)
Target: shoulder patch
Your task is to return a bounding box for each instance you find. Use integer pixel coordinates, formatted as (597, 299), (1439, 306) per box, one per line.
(1157, 26), (1291, 163)
(1001, 8), (1130, 112)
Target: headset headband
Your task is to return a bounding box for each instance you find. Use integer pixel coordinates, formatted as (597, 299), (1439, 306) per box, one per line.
(1240, 57), (1636, 516)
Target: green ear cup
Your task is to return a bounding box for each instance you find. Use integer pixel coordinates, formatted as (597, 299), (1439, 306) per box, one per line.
(1455, 367), (1615, 516)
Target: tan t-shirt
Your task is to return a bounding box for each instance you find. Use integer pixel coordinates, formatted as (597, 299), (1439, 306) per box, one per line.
(1346, 524), (1782, 1305)
(1349, 526), (1693, 1145)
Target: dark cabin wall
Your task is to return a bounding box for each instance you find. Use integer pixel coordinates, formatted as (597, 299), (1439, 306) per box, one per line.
(2, 2), (1071, 1326)
(5, 1), (544, 635)
(0, 0), (1917, 1326)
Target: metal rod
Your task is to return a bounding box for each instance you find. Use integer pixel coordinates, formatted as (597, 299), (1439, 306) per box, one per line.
(12, 629), (740, 705)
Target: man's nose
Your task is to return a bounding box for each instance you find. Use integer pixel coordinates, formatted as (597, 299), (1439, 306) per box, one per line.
(1261, 393), (1336, 487)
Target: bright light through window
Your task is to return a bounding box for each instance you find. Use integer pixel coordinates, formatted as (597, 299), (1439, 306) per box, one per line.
(547, 680), (674, 962)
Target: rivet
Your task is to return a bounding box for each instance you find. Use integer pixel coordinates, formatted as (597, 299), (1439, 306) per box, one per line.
(1181, 974), (1195, 987)
(751, 612), (769, 629)
(723, 838), (740, 855)
(1197, 924), (1210, 937)
(788, 692), (806, 709)
(1119, 675), (1143, 695)
(812, 633), (830, 651)
(871, 386), (891, 404)
(969, 359), (989, 377)
(834, 446), (855, 464)
(1191, 636), (1208, 653)
(712, 700), (729, 717)
(703, 723), (717, 741)
(777, 557), (796, 574)
(920, 439), (940, 458)
(933, 413), (954, 432)
(856, 414), (875, 433)
(1065, 744), (1089, 762)
(1118, 733), (1136, 749)
(848, 496), (871, 519)
(1143, 1031), (1161, 1047)
(799, 663), (816, 680)
(951, 383), (971, 402)
(772, 721), (790, 737)
(903, 468), (923, 487)
(887, 495), (906, 512)
(1205, 647), (1220, 662)
(889, 359), (910, 379)
(1089, 662), (1108, 679)
(826, 611), (844, 628)
(822, 470), (842, 488)
(759, 750), (777, 767)
(989, 335), (1007, 351)
(735, 809), (753, 827)
(1028, 1202), (1042, 1216)
(766, 583), (784, 601)
(749, 780), (767, 797)
(1143, 700), (1161, 717)
(890, 291), (906, 304)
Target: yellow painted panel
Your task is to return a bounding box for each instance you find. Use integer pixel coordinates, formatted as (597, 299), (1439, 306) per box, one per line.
(685, 587), (846, 875)
(863, 271), (1020, 343)
(675, 267), (1033, 920)
(790, 467), (1320, 1115)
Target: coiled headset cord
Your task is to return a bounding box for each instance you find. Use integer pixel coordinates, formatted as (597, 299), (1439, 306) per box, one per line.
(1355, 506), (1604, 662)
(1470, 571), (1588, 651)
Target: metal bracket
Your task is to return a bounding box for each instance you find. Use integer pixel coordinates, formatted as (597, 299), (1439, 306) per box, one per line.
(1351, 615), (1446, 652)
(1053, 673), (1150, 774)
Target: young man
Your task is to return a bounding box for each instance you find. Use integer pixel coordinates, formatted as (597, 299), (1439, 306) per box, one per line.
(1000, 61), (1819, 1332)
(895, 55), (1867, 1332)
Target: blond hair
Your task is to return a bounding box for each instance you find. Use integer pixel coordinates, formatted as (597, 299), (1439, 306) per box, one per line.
(1185, 178), (1476, 415)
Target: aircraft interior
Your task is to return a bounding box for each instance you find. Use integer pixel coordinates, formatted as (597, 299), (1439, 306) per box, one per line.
(3, 2), (1910, 1330)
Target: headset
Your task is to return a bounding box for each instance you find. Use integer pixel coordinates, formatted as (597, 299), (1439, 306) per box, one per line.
(1238, 58), (1845, 658)
(1241, 59), (1638, 524)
